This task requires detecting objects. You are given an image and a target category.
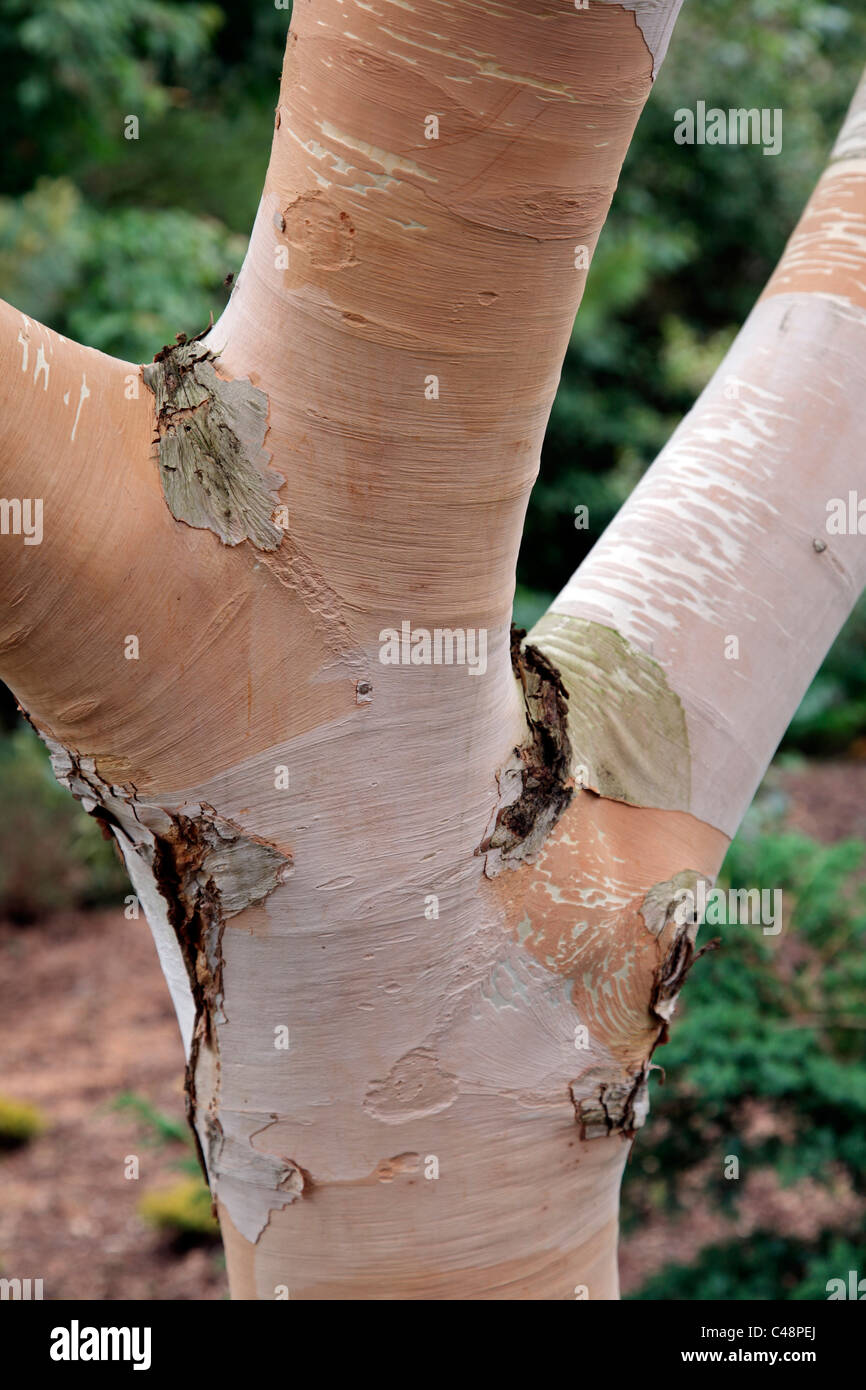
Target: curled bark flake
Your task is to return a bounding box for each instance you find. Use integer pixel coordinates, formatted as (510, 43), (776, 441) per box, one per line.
(640, 873), (720, 1042)
(211, 1115), (310, 1241)
(650, 926), (720, 1045)
(571, 880), (719, 1142)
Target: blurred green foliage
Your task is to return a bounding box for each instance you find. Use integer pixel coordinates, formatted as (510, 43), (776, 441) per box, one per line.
(0, 0), (282, 357)
(139, 1177), (219, 1240)
(624, 815), (866, 1299)
(112, 1091), (191, 1147)
(632, 1231), (866, 1301)
(0, 725), (127, 918)
(0, 177), (247, 357)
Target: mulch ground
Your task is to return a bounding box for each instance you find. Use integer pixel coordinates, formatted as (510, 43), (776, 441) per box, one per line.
(0, 908), (226, 1299)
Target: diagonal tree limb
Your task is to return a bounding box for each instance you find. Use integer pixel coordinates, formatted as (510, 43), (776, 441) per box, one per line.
(531, 64), (866, 840)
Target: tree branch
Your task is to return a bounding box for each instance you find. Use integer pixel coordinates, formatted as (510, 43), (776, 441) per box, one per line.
(533, 64), (866, 839)
(207, 0), (684, 629)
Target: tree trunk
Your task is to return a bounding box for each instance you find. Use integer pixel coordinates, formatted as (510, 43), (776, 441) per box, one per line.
(1, 3), (864, 1299)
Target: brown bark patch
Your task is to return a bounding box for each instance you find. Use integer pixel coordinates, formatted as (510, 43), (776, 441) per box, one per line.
(479, 625), (574, 868)
(569, 881), (720, 1142)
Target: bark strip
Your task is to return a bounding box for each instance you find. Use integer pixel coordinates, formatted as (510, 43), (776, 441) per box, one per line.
(33, 728), (292, 1187)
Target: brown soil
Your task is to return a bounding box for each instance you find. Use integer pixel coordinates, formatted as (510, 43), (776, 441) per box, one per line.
(0, 908), (226, 1300)
(773, 758), (866, 844)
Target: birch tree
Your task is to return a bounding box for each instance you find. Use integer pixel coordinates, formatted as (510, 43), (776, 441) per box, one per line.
(1, 0), (865, 1299)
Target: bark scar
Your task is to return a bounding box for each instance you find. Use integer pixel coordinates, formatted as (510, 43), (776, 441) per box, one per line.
(646, 880), (721, 1046)
(479, 624), (574, 872)
(571, 1063), (653, 1142)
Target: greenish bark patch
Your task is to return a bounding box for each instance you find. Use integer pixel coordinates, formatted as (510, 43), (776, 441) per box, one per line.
(528, 611), (690, 812)
(143, 334), (285, 551)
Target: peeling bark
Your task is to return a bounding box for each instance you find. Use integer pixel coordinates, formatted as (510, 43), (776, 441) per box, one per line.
(571, 1064), (651, 1141)
(606, 0), (684, 79)
(647, 895), (720, 1045)
(480, 626), (574, 872)
(529, 612), (691, 811)
(142, 332), (285, 551)
(568, 872), (719, 1141)
(34, 728), (292, 1189)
